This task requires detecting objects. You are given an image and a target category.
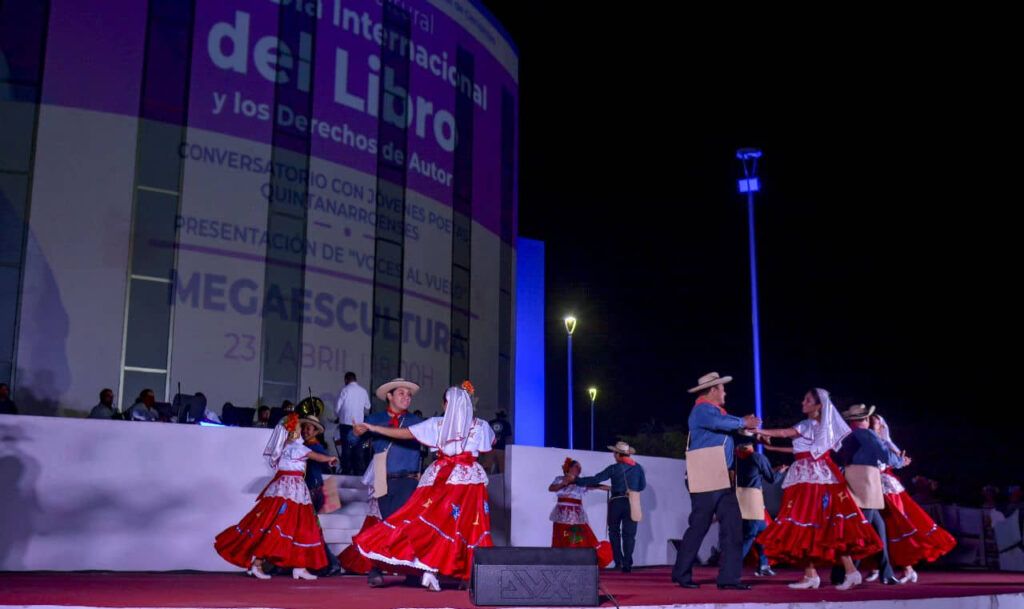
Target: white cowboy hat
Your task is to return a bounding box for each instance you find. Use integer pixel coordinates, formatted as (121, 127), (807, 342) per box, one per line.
(607, 441), (637, 455)
(841, 403), (876, 421)
(298, 414), (325, 435)
(375, 378), (421, 401)
(687, 372), (733, 394)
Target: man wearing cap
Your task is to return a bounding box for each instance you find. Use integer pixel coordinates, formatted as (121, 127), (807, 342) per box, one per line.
(351, 378), (424, 587)
(672, 372), (760, 590)
(298, 414), (342, 576)
(574, 441), (647, 573)
(831, 404), (905, 586)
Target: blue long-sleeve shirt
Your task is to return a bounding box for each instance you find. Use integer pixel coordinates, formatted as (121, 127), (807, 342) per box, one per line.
(688, 401), (746, 468)
(576, 461), (646, 496)
(349, 410), (424, 475)
(305, 441), (328, 489)
(736, 451), (783, 489)
(834, 427), (902, 469)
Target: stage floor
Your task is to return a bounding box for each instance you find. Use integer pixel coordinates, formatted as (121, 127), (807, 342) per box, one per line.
(2, 566), (1024, 609)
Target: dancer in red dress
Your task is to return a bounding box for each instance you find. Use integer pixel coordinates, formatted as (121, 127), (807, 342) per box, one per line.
(549, 458), (613, 567)
(756, 388), (884, 590)
(338, 464), (382, 575)
(353, 385), (495, 591)
(870, 414), (956, 583)
(214, 413), (338, 579)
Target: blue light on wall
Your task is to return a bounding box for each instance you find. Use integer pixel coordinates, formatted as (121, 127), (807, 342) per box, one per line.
(514, 237), (545, 446)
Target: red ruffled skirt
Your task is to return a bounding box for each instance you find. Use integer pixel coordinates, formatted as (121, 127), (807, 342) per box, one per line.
(882, 473), (956, 566)
(338, 515), (380, 574)
(354, 452), (492, 580)
(551, 502), (613, 568)
(214, 471), (327, 570)
(759, 452), (883, 565)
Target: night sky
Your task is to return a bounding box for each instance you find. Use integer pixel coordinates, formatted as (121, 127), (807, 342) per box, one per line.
(488, 5), (1018, 501)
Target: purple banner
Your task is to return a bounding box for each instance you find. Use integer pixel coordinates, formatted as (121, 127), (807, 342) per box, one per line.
(41, 0), (518, 239)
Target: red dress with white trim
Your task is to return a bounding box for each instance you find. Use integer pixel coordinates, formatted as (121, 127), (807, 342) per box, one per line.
(759, 418), (883, 565)
(880, 469), (956, 566)
(339, 491), (381, 574)
(214, 439), (327, 570)
(550, 476), (613, 567)
(354, 417), (495, 580)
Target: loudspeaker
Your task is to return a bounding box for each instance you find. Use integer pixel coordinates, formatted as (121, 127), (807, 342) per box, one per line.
(471, 547), (599, 607)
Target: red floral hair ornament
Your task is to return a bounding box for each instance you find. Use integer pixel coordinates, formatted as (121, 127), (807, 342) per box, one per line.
(283, 412), (299, 433)
(460, 380), (475, 395)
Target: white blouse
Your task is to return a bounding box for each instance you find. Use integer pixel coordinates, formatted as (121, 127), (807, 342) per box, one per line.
(263, 440), (313, 504)
(409, 417), (495, 456)
(278, 440), (312, 472)
(791, 419), (818, 454)
(412, 419), (494, 488)
(782, 420), (840, 489)
(549, 476), (593, 525)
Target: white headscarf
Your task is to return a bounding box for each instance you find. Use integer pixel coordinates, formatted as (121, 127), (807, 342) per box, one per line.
(873, 414), (901, 456)
(263, 419), (292, 468)
(808, 388), (850, 459)
(438, 386), (475, 455)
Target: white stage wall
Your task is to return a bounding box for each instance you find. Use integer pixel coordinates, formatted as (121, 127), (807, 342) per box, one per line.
(0, 414), (273, 571)
(0, 415), (696, 571)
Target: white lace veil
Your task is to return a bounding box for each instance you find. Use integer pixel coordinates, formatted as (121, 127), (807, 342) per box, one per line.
(438, 386), (475, 455)
(263, 419), (292, 468)
(808, 387), (851, 459)
(873, 414), (901, 455)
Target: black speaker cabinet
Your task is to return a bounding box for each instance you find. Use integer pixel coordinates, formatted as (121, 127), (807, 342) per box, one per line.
(471, 547), (599, 606)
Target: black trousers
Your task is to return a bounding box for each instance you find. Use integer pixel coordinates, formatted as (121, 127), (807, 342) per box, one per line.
(830, 507), (895, 583)
(377, 476), (418, 519)
(607, 496), (637, 569)
(338, 424), (366, 475)
(307, 485), (341, 574)
(368, 477), (419, 579)
(671, 488), (743, 585)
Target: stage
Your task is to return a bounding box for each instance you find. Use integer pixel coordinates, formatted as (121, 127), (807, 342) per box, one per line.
(2, 567), (1023, 609)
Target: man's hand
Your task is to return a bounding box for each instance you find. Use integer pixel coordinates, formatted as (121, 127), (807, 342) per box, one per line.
(742, 414), (761, 429)
(774, 464), (789, 473)
(353, 419), (369, 436)
(901, 450), (912, 467)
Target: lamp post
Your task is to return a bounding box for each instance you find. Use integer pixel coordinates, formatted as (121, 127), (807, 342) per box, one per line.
(736, 148), (764, 441)
(564, 316), (577, 449)
(588, 386), (597, 451)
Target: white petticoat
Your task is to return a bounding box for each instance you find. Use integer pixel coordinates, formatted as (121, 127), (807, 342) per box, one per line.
(781, 457), (840, 489)
(549, 504), (588, 525)
(417, 460), (488, 487)
(262, 474), (312, 505)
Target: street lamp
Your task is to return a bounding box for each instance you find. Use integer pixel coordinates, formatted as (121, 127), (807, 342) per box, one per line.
(564, 316), (577, 449)
(588, 386), (597, 451)
(736, 148), (764, 443)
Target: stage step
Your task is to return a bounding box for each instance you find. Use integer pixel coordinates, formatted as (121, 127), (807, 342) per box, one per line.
(320, 475), (370, 546)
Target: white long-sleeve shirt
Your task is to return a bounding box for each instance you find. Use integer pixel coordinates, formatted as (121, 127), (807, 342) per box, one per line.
(335, 381), (371, 425)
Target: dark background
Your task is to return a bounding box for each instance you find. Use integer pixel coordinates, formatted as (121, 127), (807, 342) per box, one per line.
(488, 4), (1019, 504)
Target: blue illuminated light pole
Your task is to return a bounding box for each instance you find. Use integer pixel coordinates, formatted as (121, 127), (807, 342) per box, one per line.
(736, 148), (764, 440)
(564, 316), (577, 449)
